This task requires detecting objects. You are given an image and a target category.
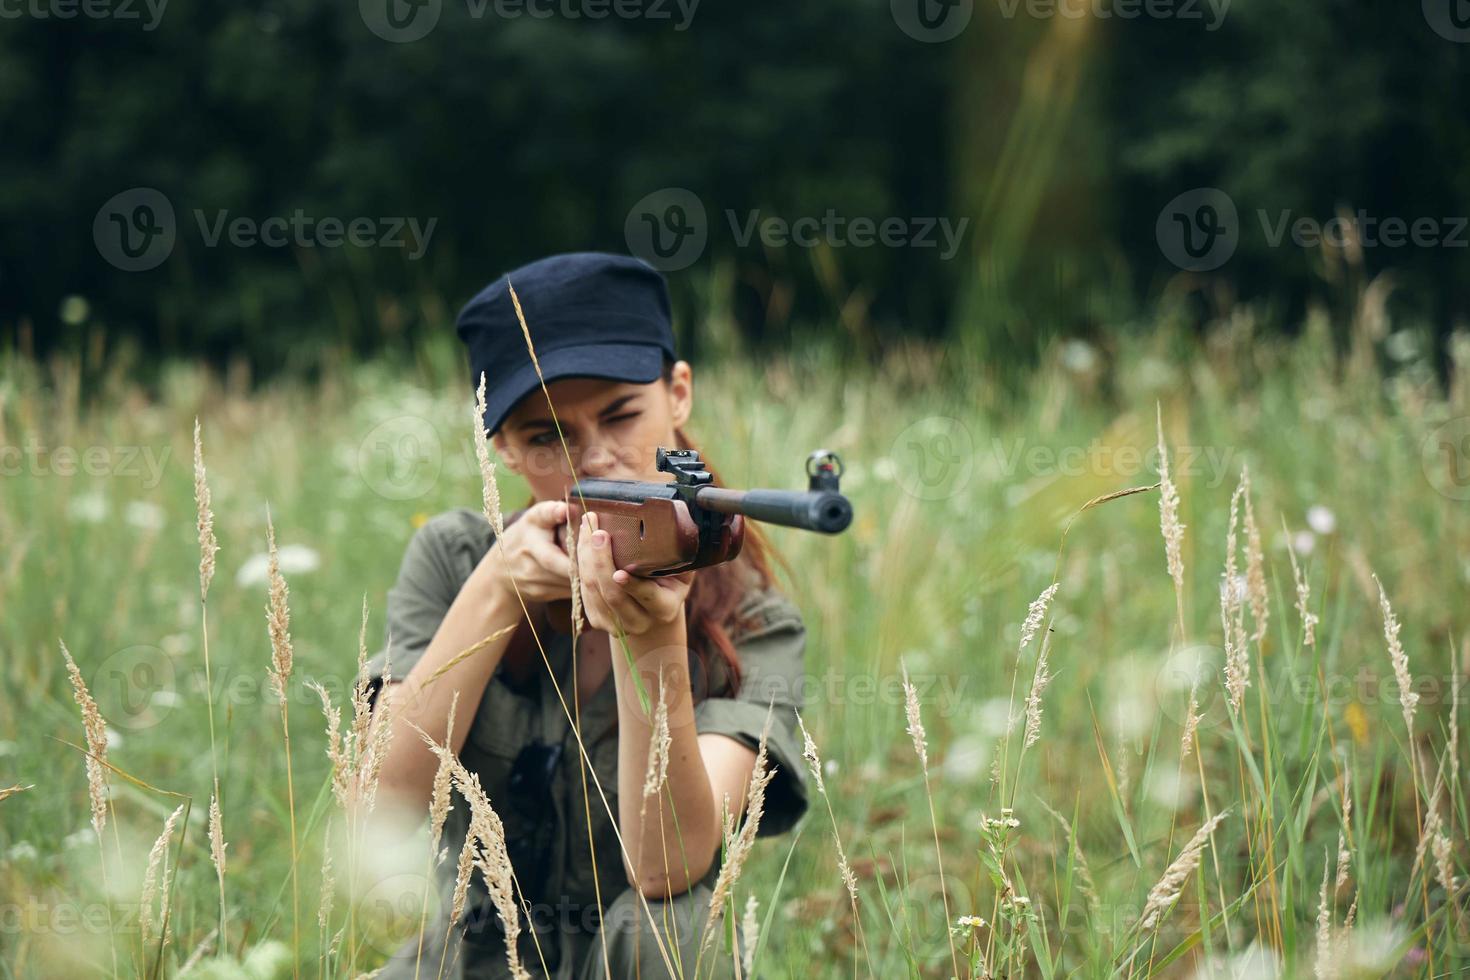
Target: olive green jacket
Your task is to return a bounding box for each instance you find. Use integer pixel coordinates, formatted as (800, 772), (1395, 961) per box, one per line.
(365, 508), (809, 977)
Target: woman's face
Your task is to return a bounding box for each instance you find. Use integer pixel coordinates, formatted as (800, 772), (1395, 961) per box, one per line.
(490, 359), (694, 501)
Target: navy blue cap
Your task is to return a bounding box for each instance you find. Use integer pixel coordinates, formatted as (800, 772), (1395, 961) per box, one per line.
(457, 252), (677, 435)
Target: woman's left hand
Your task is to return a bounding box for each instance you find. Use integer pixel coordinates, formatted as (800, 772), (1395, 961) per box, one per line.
(575, 512), (695, 637)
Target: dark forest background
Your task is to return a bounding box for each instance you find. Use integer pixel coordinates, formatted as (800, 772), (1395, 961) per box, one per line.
(4, 0), (1468, 379)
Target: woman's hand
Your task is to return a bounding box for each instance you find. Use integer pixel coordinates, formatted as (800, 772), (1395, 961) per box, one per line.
(481, 500), (574, 605)
(575, 512), (694, 637)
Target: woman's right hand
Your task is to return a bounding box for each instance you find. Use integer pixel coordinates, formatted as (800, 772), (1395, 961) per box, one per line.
(480, 500), (575, 605)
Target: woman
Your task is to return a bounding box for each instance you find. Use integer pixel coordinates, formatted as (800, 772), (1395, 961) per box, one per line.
(366, 253), (810, 979)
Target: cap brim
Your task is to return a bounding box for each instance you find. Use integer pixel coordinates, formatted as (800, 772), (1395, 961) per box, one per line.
(481, 342), (666, 435)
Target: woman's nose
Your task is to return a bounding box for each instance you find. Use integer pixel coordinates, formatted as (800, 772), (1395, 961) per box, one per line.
(577, 443), (641, 481)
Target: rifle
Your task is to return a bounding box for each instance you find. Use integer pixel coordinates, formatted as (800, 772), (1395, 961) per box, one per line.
(560, 447), (852, 578)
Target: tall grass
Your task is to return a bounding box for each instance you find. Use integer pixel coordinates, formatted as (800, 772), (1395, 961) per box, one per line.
(2, 312), (1467, 977)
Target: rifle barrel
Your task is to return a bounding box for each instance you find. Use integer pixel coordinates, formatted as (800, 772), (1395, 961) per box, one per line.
(694, 486), (852, 534)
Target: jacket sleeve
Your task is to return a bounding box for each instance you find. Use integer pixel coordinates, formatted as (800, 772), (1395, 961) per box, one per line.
(692, 587), (810, 837)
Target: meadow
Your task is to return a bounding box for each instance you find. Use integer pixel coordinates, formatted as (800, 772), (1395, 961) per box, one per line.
(2, 310), (1467, 978)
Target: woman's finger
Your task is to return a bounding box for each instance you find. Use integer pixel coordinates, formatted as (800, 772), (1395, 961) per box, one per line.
(529, 539), (573, 582)
(608, 572), (684, 623)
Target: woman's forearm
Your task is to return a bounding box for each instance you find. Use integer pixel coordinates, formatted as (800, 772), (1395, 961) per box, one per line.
(375, 560), (523, 813)
(612, 609), (720, 898)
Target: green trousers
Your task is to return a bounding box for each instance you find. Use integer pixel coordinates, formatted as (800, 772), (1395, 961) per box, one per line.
(376, 881), (741, 980)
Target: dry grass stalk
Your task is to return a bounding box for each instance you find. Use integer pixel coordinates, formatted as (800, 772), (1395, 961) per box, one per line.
(312, 623), (398, 817)
(195, 418), (226, 942)
(1285, 520), (1318, 647)
(1019, 583), (1059, 654)
(1023, 628), (1056, 750)
(1315, 858), (1334, 980)
(193, 417), (219, 601)
(1221, 479), (1250, 713)
(1039, 801), (1100, 915)
(1335, 783), (1352, 890)
(1416, 764), (1456, 901)
(1139, 811), (1229, 930)
(474, 372), (505, 538)
(61, 641), (109, 836)
(264, 509), (301, 962)
(208, 792), (227, 886)
(1453, 669), (1462, 785)
(796, 713), (858, 903)
(1373, 575), (1418, 736)
(264, 511), (294, 703)
(457, 760), (528, 980)
(1240, 464), (1269, 645)
(140, 803), (187, 947)
(702, 724), (775, 955)
(351, 597), (377, 755)
(1156, 408), (1186, 605)
(740, 894), (759, 975)
(310, 681), (349, 805)
(900, 665), (961, 980)
(566, 508), (584, 641)
(0, 783), (33, 804)
(428, 692), (460, 856)
(415, 727), (528, 979)
(424, 623), (518, 687)
(902, 663), (928, 769)
(318, 822), (336, 932)
(639, 666), (672, 823)
(507, 282), (540, 378)
(1180, 678), (1202, 760)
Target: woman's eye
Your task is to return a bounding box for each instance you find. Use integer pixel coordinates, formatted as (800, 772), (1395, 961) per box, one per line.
(529, 431), (558, 446)
(607, 413), (640, 426)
